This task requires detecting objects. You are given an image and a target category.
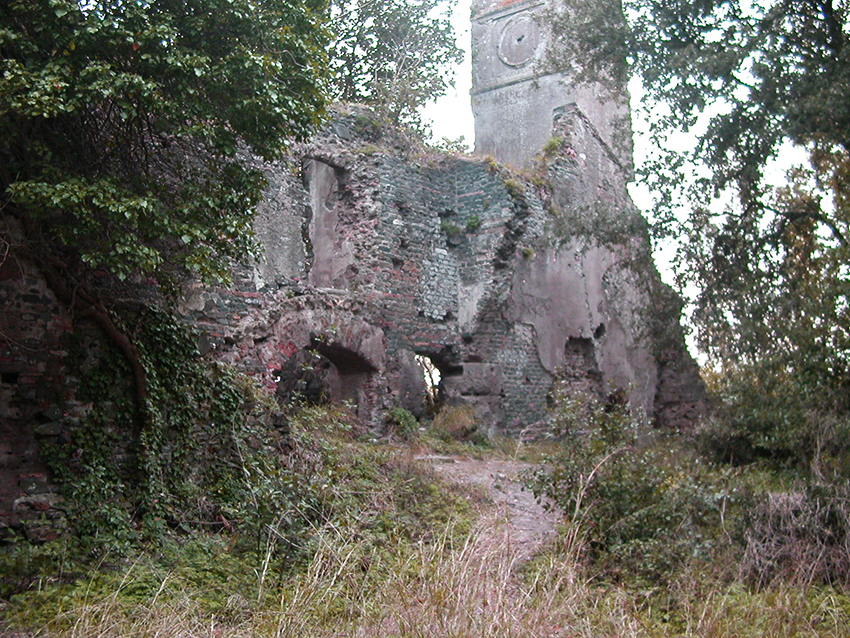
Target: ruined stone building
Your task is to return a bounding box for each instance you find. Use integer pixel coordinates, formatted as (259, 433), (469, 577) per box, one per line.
(0, 0), (704, 535)
(189, 101), (702, 435)
(188, 0), (703, 433)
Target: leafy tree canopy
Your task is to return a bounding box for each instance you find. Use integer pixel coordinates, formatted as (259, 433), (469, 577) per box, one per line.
(547, 0), (850, 413)
(1, 0), (327, 286)
(326, 0), (463, 129)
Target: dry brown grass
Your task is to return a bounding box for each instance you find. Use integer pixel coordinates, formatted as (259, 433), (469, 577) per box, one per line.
(741, 488), (850, 589)
(13, 517), (850, 638)
(8, 450), (850, 638)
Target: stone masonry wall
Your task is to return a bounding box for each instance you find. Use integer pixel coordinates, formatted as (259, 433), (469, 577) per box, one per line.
(0, 239), (92, 542)
(194, 106), (704, 435)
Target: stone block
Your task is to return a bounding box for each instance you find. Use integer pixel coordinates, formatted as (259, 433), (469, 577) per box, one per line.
(34, 422), (62, 436)
(18, 473), (51, 495)
(13, 493), (63, 512)
(442, 363), (503, 396)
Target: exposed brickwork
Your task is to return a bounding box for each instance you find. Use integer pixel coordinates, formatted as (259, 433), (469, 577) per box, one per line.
(181, 107), (701, 437)
(0, 238), (83, 540)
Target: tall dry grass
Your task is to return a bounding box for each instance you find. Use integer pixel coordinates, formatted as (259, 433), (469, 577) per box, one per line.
(262, 508), (592, 638)
(9, 478), (850, 638)
(13, 518), (850, 638)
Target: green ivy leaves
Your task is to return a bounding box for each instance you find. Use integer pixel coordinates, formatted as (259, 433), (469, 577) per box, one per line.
(2, 0), (327, 288)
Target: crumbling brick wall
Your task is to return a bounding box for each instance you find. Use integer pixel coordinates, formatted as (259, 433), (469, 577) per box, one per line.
(0, 238), (90, 541)
(196, 106), (704, 435)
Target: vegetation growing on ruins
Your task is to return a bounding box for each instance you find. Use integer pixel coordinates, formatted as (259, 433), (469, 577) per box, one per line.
(546, 4), (850, 595)
(4, 394), (850, 637)
(547, 0), (850, 419)
(1, 0), (327, 288)
(1, 392), (477, 627)
(0, 0), (329, 429)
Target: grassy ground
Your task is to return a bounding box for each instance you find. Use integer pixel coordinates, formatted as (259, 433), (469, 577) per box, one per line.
(2, 405), (850, 637)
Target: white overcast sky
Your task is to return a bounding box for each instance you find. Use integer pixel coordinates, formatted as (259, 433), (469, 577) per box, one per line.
(419, 0), (475, 147)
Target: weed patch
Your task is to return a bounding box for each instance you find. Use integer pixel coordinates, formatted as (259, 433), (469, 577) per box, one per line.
(1, 403), (474, 635)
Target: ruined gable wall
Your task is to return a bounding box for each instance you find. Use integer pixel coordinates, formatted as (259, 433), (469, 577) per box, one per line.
(209, 107), (703, 434)
(205, 113), (555, 428)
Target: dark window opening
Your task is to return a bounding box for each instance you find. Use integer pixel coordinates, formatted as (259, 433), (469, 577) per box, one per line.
(1, 372), (19, 385)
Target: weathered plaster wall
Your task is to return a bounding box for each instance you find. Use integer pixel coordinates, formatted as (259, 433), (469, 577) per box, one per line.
(249, 157), (310, 288)
(471, 0), (633, 170)
(189, 106), (702, 435)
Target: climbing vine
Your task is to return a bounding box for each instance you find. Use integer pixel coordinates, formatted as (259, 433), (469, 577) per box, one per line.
(40, 308), (296, 556)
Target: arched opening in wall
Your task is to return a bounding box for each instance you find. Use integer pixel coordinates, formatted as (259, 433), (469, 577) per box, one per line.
(275, 349), (333, 405)
(312, 340), (376, 404)
(276, 340), (377, 418)
(415, 354), (442, 406)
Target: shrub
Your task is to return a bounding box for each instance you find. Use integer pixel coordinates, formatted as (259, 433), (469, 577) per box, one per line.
(385, 407), (419, 441)
(440, 221), (462, 237)
(541, 135), (565, 158)
(526, 392), (746, 584)
(699, 365), (850, 478)
(430, 405), (486, 445)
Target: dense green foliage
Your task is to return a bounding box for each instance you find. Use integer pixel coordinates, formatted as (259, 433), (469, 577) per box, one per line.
(528, 372), (850, 593)
(549, 0), (849, 222)
(2, 380), (473, 614)
(1, 0), (326, 285)
(25, 311), (296, 556)
(326, 0), (462, 128)
(526, 391), (742, 585)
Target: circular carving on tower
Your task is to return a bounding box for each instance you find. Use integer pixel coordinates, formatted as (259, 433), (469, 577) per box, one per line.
(497, 15), (541, 67)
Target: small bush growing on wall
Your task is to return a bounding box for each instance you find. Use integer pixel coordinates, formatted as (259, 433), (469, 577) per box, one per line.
(541, 135), (565, 158)
(440, 221), (462, 237)
(503, 178), (526, 199)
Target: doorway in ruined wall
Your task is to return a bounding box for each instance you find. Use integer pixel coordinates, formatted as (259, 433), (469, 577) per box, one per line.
(413, 348), (463, 412)
(415, 354), (441, 408)
(275, 340), (377, 421)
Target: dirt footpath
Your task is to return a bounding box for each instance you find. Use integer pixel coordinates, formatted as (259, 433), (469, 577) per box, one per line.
(423, 455), (561, 564)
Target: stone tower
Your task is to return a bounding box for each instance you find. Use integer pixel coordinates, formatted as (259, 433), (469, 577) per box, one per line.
(471, 0), (632, 170)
